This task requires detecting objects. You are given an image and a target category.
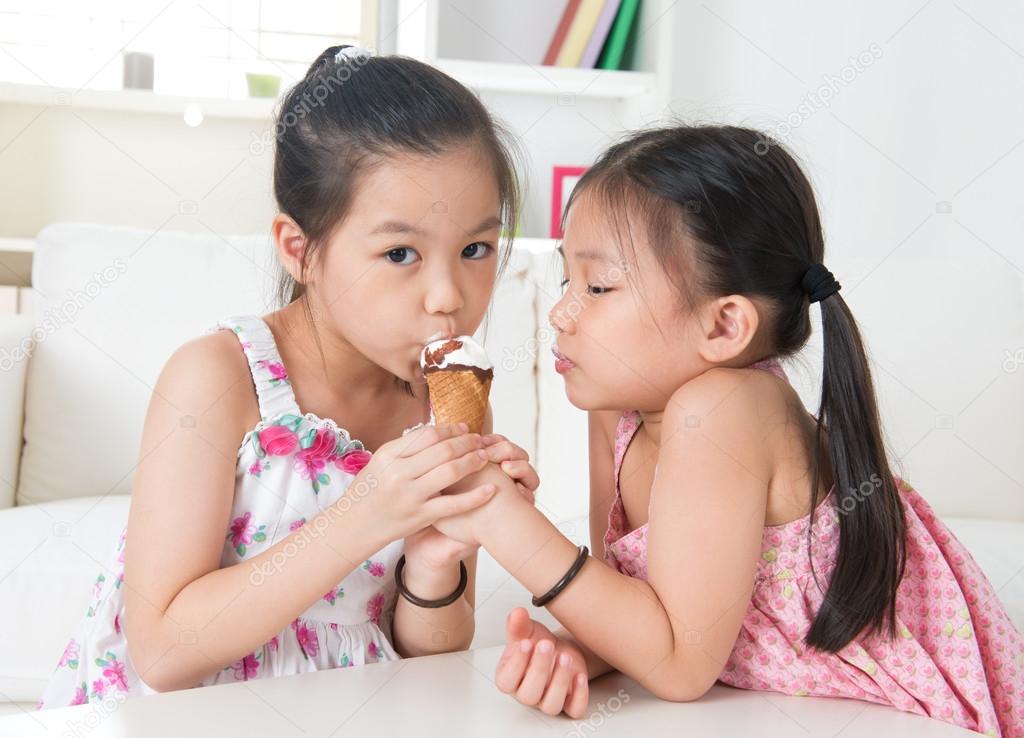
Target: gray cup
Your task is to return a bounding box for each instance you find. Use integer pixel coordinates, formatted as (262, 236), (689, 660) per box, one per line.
(123, 52), (154, 90)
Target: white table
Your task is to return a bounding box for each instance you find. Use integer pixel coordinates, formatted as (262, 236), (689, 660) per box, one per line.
(0, 646), (980, 737)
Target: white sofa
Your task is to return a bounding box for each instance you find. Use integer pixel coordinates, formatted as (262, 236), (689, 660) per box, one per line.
(1, 223), (1022, 718)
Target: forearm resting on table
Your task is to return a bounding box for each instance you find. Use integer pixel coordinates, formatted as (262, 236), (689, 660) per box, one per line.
(475, 470), (707, 701)
(128, 504), (383, 693)
(392, 557), (475, 657)
(552, 626), (615, 680)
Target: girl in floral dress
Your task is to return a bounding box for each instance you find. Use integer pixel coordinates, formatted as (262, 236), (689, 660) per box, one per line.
(37, 45), (536, 708)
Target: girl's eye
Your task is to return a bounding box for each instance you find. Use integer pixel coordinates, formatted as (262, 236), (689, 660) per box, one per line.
(386, 247), (419, 265)
(559, 278), (570, 291)
(587, 285), (610, 296)
(462, 242), (492, 260)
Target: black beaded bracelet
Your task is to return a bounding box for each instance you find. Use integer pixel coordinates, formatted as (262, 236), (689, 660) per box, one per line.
(532, 545), (589, 608)
(394, 554), (468, 609)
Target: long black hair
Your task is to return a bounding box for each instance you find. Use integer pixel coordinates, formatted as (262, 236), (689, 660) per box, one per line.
(566, 125), (906, 653)
(270, 45), (521, 393)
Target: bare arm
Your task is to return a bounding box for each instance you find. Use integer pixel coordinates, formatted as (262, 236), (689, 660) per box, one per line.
(123, 334), (494, 690)
(587, 410), (619, 564)
(124, 335), (390, 692)
(463, 369), (773, 700)
(389, 405), (497, 656)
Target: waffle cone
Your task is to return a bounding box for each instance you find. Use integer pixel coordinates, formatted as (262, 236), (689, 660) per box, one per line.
(425, 369), (492, 434)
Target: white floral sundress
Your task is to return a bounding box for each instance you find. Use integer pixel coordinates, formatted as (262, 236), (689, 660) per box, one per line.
(37, 314), (405, 710)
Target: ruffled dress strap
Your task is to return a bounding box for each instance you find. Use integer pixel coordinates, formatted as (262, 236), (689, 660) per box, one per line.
(205, 314), (302, 422)
(603, 410), (643, 554)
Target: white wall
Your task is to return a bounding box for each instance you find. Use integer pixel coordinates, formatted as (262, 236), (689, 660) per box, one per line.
(0, 101), (277, 239)
(663, 1), (1024, 516)
(667, 0), (1023, 267)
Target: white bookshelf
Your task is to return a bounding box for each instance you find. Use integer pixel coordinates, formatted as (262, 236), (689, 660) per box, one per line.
(390, 0), (675, 128)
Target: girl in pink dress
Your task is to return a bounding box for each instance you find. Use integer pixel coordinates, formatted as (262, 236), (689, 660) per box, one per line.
(434, 125), (1023, 736)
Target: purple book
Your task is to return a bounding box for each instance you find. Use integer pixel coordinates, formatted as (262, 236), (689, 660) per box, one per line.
(579, 0), (623, 68)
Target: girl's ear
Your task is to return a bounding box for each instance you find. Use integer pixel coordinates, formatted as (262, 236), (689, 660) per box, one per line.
(696, 295), (760, 364)
(272, 213), (307, 284)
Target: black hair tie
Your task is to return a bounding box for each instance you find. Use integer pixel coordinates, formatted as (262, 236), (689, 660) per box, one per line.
(801, 263), (841, 303)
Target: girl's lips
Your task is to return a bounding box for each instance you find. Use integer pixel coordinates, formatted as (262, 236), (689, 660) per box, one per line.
(552, 345), (575, 374)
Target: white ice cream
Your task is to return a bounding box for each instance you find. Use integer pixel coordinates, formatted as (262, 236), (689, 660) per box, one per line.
(420, 335), (493, 371)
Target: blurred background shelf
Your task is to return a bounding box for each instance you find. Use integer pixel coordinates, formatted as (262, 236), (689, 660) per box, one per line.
(0, 82), (277, 121)
(434, 58), (658, 99)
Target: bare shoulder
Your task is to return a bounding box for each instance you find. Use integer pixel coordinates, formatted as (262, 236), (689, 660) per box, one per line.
(663, 367), (785, 478)
(150, 329), (260, 453)
(666, 366), (790, 422)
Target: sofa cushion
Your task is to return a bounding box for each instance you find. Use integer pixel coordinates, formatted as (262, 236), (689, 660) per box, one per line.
(0, 494), (130, 703)
(20, 223), (279, 506)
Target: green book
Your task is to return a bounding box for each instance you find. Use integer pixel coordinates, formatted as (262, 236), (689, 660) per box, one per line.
(596, 0), (641, 70)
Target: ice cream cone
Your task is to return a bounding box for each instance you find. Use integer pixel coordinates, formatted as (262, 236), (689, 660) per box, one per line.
(420, 336), (493, 434)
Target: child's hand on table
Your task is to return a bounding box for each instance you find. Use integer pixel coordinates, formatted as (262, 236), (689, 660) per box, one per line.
(495, 607), (590, 718)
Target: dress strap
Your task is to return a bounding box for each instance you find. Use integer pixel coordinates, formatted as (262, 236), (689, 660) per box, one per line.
(749, 356), (789, 382)
(204, 315), (302, 422)
(613, 410), (643, 488)
(603, 410), (643, 552)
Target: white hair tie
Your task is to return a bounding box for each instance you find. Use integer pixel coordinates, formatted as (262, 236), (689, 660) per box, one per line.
(334, 45), (373, 63)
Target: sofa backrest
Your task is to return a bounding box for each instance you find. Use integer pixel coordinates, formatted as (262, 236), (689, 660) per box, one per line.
(14, 223), (1024, 523)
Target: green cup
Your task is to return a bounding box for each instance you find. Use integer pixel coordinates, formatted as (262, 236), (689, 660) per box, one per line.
(246, 72), (281, 98)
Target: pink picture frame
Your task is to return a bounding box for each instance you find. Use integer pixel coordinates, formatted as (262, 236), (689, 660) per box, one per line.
(550, 165), (588, 238)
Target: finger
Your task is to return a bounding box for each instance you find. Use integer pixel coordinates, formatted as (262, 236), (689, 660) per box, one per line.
(495, 638), (533, 694)
(563, 672), (590, 719)
(505, 607), (533, 642)
(413, 448), (491, 495)
(538, 652), (575, 716)
(483, 440), (528, 463)
(422, 483), (495, 521)
(407, 434), (485, 479)
(480, 433), (506, 447)
(397, 423), (469, 457)
(516, 640), (557, 705)
(500, 459), (539, 492)
(515, 482), (536, 505)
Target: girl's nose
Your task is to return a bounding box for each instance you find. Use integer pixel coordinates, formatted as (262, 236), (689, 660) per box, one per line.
(425, 276), (464, 316)
(548, 297), (576, 335)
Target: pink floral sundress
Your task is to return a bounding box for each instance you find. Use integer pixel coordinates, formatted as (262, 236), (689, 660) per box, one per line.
(604, 357), (1024, 737)
(37, 314), (404, 709)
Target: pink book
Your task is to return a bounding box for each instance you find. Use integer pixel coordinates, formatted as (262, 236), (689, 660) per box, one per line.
(579, 0), (622, 68)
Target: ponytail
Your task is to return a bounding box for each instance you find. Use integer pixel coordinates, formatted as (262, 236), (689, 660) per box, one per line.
(566, 124), (908, 653)
(804, 292), (907, 652)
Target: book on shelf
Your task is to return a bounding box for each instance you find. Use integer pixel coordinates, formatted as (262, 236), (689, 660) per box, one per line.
(542, 0), (582, 66)
(555, 0), (606, 67)
(543, 0), (644, 71)
(596, 0), (641, 70)
(580, 0), (622, 68)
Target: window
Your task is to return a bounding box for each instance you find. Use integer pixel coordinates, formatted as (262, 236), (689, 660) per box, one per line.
(0, 0), (371, 99)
